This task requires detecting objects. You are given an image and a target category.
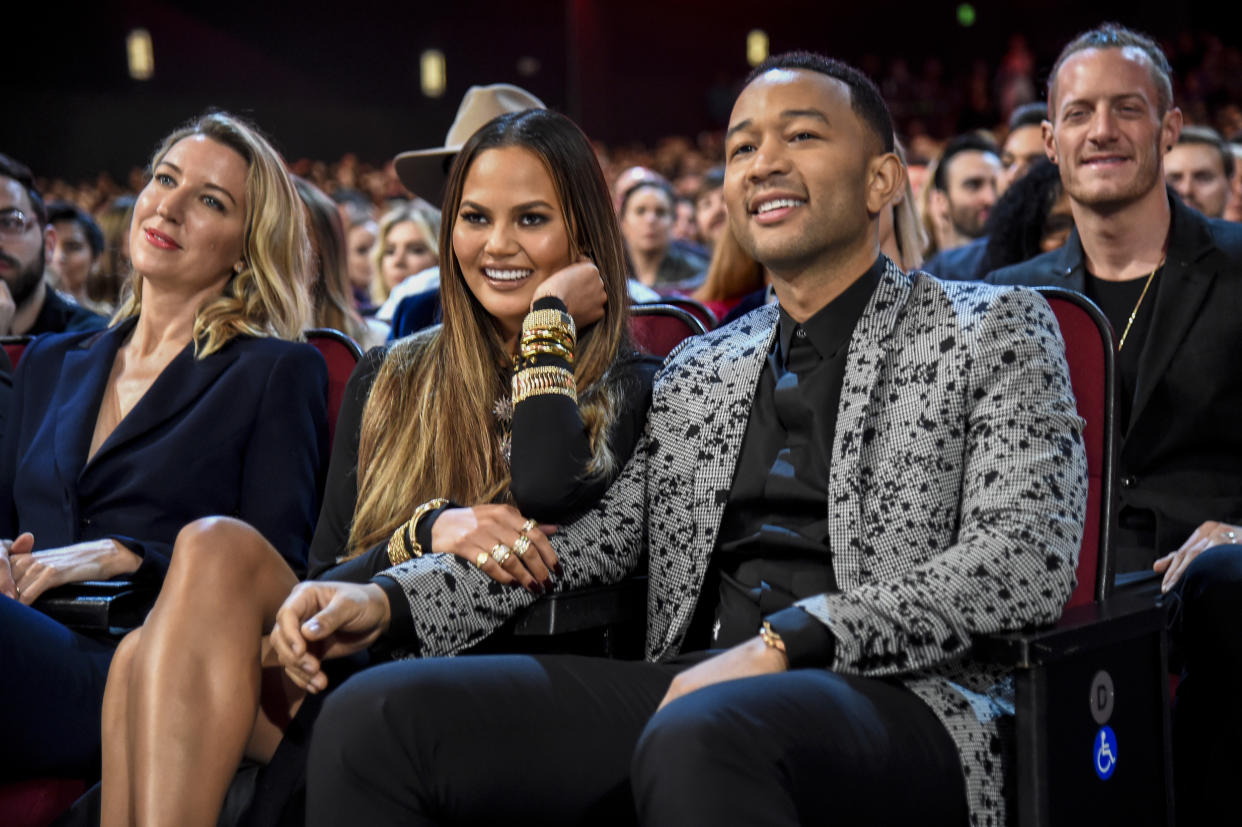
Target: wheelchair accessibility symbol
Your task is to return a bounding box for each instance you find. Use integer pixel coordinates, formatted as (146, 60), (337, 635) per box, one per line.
(1094, 726), (1117, 780)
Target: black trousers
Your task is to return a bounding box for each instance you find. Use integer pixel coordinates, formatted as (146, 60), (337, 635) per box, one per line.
(1162, 545), (1242, 826)
(306, 652), (968, 826)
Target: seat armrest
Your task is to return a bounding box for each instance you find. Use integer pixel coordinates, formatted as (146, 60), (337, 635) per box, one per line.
(510, 577), (648, 637)
(973, 589), (1170, 669)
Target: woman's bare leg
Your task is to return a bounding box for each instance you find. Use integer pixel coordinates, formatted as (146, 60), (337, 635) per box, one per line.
(100, 517), (304, 827)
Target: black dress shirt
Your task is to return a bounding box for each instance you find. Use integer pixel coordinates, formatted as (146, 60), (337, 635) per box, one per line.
(687, 258), (882, 666)
(29, 290), (107, 336)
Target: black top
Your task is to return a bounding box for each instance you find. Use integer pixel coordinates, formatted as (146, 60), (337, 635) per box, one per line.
(688, 257), (882, 666)
(306, 299), (659, 642)
(29, 289), (107, 336)
(1085, 267), (1162, 432)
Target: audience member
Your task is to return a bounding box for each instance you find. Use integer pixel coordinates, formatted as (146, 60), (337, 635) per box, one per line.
(619, 176), (707, 288)
(368, 200), (440, 320)
(46, 201), (109, 314)
(292, 52), (1084, 827)
(690, 225), (767, 321)
(1227, 142), (1242, 222)
(879, 138), (926, 271)
(294, 177), (387, 348)
(999, 102), (1050, 192)
(975, 158), (1071, 275)
(99, 108), (658, 825)
(986, 25), (1242, 823)
(0, 112), (327, 778)
(920, 133), (1002, 279)
(671, 194), (698, 243)
(1165, 124), (1234, 218)
(693, 166), (728, 250)
(93, 194), (134, 311)
(0, 154), (106, 335)
(339, 201), (378, 313)
(928, 133), (1002, 250)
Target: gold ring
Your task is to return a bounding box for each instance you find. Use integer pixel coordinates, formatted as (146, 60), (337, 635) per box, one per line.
(475, 551), (490, 568)
(513, 534), (532, 557)
(520, 518), (537, 535)
(491, 543), (512, 565)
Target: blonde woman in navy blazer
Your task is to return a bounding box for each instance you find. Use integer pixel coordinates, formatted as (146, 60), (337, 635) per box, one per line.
(0, 112), (328, 778)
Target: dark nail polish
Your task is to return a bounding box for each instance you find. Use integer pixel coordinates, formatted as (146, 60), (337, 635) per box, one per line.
(542, 579), (554, 591)
(553, 563), (564, 576)
(528, 581), (543, 595)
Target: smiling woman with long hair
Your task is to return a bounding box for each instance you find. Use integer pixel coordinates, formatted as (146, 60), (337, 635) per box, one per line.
(0, 111), (326, 779)
(99, 108), (657, 826)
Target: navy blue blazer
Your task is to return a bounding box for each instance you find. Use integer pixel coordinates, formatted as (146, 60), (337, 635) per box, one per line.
(0, 318), (329, 580)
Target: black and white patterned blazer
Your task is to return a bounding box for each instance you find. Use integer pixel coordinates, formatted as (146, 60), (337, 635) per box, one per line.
(383, 257), (1087, 825)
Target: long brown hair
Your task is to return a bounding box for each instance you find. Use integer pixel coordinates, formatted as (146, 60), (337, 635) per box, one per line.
(347, 109), (632, 554)
(692, 225), (765, 304)
(293, 176), (369, 344)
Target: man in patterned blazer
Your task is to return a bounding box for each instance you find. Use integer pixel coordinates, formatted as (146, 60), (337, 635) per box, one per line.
(279, 53), (1087, 826)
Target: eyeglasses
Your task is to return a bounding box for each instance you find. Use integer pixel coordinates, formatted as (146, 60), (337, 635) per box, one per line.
(0, 208), (36, 238)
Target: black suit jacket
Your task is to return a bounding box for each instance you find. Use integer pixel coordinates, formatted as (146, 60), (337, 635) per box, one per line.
(0, 319), (329, 579)
(988, 197), (1242, 562)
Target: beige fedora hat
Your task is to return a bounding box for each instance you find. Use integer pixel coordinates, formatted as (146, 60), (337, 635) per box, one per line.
(394, 83), (546, 203)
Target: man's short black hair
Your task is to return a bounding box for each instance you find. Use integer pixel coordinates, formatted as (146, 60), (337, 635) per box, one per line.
(1048, 23), (1173, 115)
(743, 51), (894, 153)
(0, 153), (47, 227)
(1008, 102), (1047, 132)
(47, 200), (105, 257)
(932, 133), (1001, 191)
(1176, 125), (1236, 180)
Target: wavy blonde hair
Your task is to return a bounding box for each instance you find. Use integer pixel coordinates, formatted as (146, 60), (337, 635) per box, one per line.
(116, 111), (311, 355)
(347, 109), (632, 555)
(369, 201), (441, 305)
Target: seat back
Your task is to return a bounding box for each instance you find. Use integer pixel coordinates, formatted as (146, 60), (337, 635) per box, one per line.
(652, 296), (718, 331)
(629, 304), (707, 358)
(305, 328), (363, 449)
(1036, 287), (1118, 607)
(1, 335), (33, 370)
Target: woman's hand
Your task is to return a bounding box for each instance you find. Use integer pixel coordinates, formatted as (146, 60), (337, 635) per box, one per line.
(9, 537), (141, 605)
(1155, 520), (1242, 592)
(531, 259), (607, 329)
(270, 581), (392, 693)
(0, 533), (33, 599)
(431, 505), (559, 593)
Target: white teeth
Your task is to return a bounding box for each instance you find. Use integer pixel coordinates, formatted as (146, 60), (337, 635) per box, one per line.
(483, 268), (532, 281)
(755, 198), (804, 214)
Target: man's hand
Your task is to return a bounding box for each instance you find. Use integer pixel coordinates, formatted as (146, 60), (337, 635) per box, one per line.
(270, 581), (392, 693)
(10, 537), (140, 605)
(1154, 520), (1242, 592)
(0, 281), (15, 336)
(657, 636), (790, 712)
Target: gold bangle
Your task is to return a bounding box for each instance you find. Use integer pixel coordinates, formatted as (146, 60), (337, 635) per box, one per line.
(388, 497), (450, 566)
(759, 621), (787, 654)
(521, 326), (576, 345)
(513, 365), (576, 404)
(519, 341), (574, 363)
(523, 308), (575, 338)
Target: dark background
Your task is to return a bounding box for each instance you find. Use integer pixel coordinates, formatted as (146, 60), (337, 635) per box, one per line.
(7, 0), (1239, 181)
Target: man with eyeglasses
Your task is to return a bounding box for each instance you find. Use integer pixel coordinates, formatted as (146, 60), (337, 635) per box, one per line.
(0, 154), (106, 337)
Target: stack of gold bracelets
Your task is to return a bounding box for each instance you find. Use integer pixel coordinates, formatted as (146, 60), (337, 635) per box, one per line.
(513, 306), (577, 404)
(387, 497), (450, 566)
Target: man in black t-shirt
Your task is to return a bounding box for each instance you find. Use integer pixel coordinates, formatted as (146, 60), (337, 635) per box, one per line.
(987, 24), (1242, 822)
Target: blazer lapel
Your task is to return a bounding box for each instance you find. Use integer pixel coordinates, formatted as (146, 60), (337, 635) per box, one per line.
(828, 258), (911, 589)
(53, 323), (132, 488)
(84, 337), (241, 472)
(1126, 201), (1217, 435)
(1048, 229), (1088, 292)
